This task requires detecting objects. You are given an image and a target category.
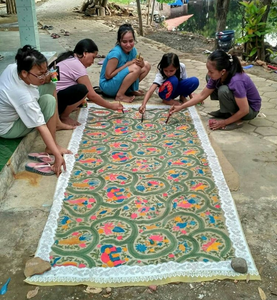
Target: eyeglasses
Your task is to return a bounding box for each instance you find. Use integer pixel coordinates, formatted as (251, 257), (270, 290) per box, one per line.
(28, 70), (50, 80)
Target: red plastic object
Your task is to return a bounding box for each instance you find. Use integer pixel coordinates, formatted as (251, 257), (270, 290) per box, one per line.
(267, 65), (277, 70)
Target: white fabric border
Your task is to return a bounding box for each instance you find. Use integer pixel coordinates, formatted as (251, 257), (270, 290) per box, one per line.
(28, 103), (259, 284)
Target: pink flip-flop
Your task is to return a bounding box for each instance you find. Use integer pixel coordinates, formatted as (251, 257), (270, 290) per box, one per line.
(28, 152), (55, 164)
(98, 59), (105, 65)
(25, 162), (54, 176)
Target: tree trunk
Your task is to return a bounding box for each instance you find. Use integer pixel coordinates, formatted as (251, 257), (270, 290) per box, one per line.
(150, 0), (155, 25)
(214, 0), (230, 49)
(80, 0), (93, 12)
(260, 0), (272, 61)
(102, 0), (108, 8)
(6, 0), (16, 14)
(136, 0), (143, 36)
(146, 0), (151, 25)
(215, 0), (230, 32)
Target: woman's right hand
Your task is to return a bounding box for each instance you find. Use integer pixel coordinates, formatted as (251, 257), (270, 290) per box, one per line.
(169, 105), (182, 115)
(139, 105), (146, 114)
(110, 102), (124, 111)
(51, 154), (66, 177)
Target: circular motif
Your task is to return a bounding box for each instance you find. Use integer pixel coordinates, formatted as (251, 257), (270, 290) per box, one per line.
(111, 151), (133, 163)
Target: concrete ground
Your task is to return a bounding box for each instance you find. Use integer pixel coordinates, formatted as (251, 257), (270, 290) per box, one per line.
(0, 0), (277, 299)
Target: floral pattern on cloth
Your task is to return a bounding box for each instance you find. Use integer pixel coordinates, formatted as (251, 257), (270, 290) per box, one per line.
(50, 108), (236, 269)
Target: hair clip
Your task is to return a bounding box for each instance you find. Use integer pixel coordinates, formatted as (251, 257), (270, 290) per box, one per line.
(228, 53), (233, 63)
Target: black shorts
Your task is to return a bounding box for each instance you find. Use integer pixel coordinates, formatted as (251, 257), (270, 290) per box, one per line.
(57, 84), (88, 114)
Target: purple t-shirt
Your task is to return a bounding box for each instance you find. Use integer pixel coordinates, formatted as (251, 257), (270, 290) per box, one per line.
(56, 57), (87, 92)
(206, 72), (261, 112)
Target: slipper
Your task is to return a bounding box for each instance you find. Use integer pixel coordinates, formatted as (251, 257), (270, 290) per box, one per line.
(50, 33), (56, 37)
(60, 29), (65, 33)
(208, 110), (231, 119)
(97, 59), (105, 66)
(25, 162), (54, 176)
(93, 86), (103, 94)
(64, 31), (70, 36)
(41, 25), (53, 30)
(52, 34), (60, 39)
(96, 54), (105, 58)
(28, 152), (55, 164)
(219, 122), (243, 131)
(0, 55), (4, 61)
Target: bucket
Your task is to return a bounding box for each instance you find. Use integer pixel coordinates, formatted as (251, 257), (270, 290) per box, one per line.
(215, 30), (235, 51)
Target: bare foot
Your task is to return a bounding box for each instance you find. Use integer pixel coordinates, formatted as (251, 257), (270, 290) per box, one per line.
(45, 146), (72, 155)
(60, 116), (81, 126)
(57, 145), (72, 155)
(162, 99), (182, 106)
(131, 90), (145, 96)
(115, 94), (135, 103)
(56, 121), (76, 131)
(180, 95), (188, 103)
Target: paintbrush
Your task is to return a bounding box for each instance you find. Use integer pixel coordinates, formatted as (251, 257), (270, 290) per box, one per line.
(165, 114), (171, 124)
(141, 113), (144, 123)
(119, 101), (124, 114)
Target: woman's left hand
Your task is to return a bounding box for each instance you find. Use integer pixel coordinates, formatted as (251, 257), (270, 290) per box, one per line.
(209, 119), (226, 130)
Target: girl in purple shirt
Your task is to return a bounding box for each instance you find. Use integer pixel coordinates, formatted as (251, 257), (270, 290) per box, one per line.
(169, 50), (261, 130)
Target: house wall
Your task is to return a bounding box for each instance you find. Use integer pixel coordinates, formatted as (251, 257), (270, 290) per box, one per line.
(154, 2), (188, 19)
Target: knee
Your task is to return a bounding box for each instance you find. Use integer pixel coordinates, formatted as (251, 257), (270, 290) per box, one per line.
(168, 75), (178, 85)
(218, 85), (231, 98)
(39, 94), (56, 117)
(144, 61), (151, 73)
(191, 77), (199, 88)
(77, 83), (89, 97)
(131, 64), (142, 75)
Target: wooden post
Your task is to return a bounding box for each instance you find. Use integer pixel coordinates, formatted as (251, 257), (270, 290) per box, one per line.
(136, 0), (143, 36)
(150, 0), (156, 25)
(146, 0), (151, 25)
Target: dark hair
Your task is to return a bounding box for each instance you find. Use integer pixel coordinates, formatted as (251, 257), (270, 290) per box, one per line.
(15, 45), (47, 74)
(208, 49), (243, 84)
(50, 39), (98, 68)
(116, 23), (136, 45)
(157, 53), (181, 79)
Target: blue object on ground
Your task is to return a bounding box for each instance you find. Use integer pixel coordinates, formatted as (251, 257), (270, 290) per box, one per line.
(0, 278), (11, 295)
(243, 65), (254, 69)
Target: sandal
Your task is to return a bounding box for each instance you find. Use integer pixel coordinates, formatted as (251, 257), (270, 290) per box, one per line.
(97, 59), (105, 65)
(96, 54), (106, 58)
(52, 34), (60, 39)
(28, 152), (55, 164)
(64, 31), (70, 36)
(208, 110), (231, 119)
(93, 86), (103, 95)
(41, 25), (53, 30)
(25, 162), (54, 176)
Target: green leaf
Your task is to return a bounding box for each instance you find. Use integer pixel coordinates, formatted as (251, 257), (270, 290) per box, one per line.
(249, 48), (257, 57)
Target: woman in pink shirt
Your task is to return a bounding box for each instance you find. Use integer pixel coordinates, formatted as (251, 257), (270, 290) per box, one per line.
(50, 39), (123, 126)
